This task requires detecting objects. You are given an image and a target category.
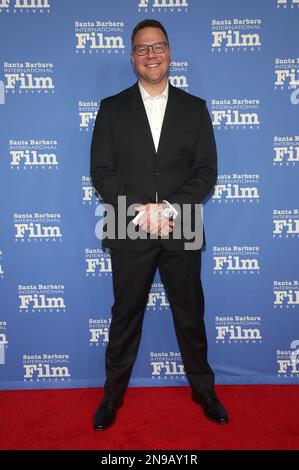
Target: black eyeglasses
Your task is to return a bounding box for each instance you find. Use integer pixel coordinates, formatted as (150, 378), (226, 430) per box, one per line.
(133, 41), (169, 56)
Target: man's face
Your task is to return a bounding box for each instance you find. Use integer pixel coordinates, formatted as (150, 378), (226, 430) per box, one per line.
(131, 27), (171, 86)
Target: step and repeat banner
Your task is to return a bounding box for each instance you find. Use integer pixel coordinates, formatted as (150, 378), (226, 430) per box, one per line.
(0, 0), (299, 390)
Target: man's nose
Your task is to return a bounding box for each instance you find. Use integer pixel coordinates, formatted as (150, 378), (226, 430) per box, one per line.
(147, 45), (156, 57)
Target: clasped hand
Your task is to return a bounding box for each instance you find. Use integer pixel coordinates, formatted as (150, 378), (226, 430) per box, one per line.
(134, 203), (174, 236)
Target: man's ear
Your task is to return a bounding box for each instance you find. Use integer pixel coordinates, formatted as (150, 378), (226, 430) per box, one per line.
(130, 52), (135, 68)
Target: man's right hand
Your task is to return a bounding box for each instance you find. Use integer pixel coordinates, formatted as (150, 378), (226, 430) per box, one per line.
(134, 203), (174, 237)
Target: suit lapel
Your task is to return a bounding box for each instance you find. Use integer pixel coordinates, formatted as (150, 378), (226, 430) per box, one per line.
(157, 83), (180, 155)
(127, 82), (156, 154)
(126, 81), (181, 156)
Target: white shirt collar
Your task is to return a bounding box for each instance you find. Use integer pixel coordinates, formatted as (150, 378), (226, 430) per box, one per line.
(138, 80), (169, 101)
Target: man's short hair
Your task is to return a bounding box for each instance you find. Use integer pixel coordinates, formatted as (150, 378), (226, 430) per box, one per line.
(131, 19), (169, 49)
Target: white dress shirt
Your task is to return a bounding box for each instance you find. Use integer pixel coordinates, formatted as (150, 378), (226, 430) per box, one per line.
(132, 81), (178, 225)
(138, 80), (169, 153)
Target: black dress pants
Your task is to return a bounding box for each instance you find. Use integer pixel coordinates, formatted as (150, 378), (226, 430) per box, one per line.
(104, 243), (215, 400)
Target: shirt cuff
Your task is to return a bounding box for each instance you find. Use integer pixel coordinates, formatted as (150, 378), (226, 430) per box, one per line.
(132, 210), (145, 226)
(162, 200), (178, 220)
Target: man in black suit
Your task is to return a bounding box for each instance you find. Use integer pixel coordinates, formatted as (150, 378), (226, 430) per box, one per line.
(91, 19), (228, 430)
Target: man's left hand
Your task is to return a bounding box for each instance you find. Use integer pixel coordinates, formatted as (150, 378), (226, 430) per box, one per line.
(134, 203), (174, 236)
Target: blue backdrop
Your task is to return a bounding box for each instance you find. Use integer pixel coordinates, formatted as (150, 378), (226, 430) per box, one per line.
(0, 0), (299, 390)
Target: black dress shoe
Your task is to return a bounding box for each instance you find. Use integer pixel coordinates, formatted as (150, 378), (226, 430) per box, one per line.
(93, 394), (123, 431)
(192, 390), (229, 424)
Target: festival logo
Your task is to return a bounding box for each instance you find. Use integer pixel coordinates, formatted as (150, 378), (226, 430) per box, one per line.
(4, 62), (55, 94)
(18, 283), (66, 313)
(82, 176), (102, 205)
(0, 0), (50, 14)
(213, 246), (260, 275)
(14, 212), (63, 242)
(147, 282), (169, 310)
(169, 59), (189, 91)
(137, 0), (188, 14)
(213, 173), (260, 203)
(275, 58), (299, 91)
(150, 351), (186, 381)
(75, 20), (125, 54)
(273, 209), (299, 238)
(273, 135), (299, 166)
(9, 139), (58, 170)
(78, 100), (99, 132)
(277, 340), (299, 377)
(273, 281), (299, 309)
(23, 353), (71, 383)
(89, 318), (111, 347)
(215, 315), (262, 344)
(85, 248), (112, 277)
(211, 18), (261, 52)
(211, 98), (260, 130)
(276, 0), (299, 8)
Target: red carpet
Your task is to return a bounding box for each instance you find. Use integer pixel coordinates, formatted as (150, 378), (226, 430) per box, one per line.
(0, 385), (298, 450)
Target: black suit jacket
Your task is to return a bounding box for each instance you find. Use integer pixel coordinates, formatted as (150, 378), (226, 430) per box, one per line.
(90, 81), (217, 251)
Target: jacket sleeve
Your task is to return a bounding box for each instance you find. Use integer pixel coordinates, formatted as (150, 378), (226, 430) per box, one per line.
(90, 99), (146, 214)
(164, 101), (217, 210)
